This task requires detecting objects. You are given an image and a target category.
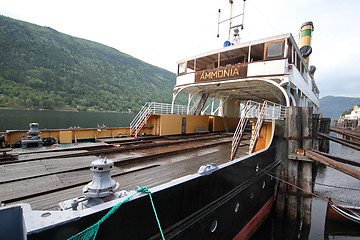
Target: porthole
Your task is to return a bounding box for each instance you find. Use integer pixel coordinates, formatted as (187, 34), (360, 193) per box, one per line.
(234, 203), (240, 213)
(210, 220), (218, 232)
(262, 181), (266, 189)
(250, 192), (254, 199)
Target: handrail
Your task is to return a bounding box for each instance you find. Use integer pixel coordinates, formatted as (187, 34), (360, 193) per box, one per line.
(130, 102), (188, 137)
(249, 101), (268, 154)
(231, 100), (286, 159)
(230, 100), (252, 160)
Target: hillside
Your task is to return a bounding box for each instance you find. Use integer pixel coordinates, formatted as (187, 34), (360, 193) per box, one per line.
(320, 96), (360, 120)
(0, 15), (182, 112)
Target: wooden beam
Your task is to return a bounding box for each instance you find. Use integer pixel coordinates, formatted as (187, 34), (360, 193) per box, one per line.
(305, 150), (360, 181)
(318, 132), (360, 151)
(330, 126), (360, 140)
(312, 150), (360, 168)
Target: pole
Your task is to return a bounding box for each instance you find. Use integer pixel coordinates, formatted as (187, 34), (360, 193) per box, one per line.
(301, 107), (313, 225)
(287, 107), (301, 221)
(305, 150), (360, 181)
(228, 1), (233, 41)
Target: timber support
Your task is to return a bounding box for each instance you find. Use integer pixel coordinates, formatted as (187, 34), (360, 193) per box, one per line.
(276, 106), (319, 226)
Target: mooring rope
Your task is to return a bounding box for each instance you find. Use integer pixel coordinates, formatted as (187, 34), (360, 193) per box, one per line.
(68, 186), (165, 240)
(259, 168), (360, 216)
(275, 170), (360, 192)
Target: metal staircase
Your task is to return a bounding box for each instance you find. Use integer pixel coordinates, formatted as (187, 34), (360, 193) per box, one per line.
(248, 101), (268, 154)
(230, 100), (286, 160)
(130, 102), (188, 138)
(230, 101), (252, 160)
(130, 103), (153, 138)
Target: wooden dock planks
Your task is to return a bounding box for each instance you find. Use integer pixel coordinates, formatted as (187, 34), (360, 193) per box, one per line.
(8, 143), (247, 210)
(1, 134), (250, 211)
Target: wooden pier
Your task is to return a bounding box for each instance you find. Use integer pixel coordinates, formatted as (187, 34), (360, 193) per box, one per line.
(276, 107), (359, 226)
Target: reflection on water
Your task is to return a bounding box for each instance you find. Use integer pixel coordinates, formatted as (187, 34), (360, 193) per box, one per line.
(0, 109), (136, 131)
(251, 132), (360, 240)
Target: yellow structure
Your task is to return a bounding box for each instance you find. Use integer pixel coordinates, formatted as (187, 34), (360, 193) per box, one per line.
(1, 114), (239, 145)
(253, 121), (273, 152)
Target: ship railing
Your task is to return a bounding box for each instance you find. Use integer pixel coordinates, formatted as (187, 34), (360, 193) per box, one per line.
(241, 100), (286, 120)
(130, 102), (188, 137)
(248, 101), (268, 154)
(231, 100), (286, 159)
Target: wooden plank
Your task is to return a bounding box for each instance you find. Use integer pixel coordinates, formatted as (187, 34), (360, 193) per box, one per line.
(40, 156), (97, 172)
(330, 126), (360, 140)
(301, 107), (313, 225)
(0, 175), (65, 202)
(318, 132), (360, 151)
(287, 107), (301, 221)
(0, 161), (49, 183)
(305, 150), (360, 181)
(10, 144), (235, 210)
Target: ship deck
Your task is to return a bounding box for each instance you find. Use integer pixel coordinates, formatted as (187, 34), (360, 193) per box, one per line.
(0, 132), (250, 210)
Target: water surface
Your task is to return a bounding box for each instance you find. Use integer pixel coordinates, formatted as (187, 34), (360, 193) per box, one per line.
(0, 109), (136, 132)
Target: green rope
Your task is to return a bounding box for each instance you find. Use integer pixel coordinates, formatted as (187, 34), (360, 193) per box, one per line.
(68, 186), (165, 240)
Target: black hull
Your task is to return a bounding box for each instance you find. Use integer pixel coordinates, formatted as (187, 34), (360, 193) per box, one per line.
(29, 124), (284, 240)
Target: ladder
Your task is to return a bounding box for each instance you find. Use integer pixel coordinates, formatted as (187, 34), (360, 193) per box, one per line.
(230, 100), (286, 160)
(248, 101), (268, 154)
(230, 100), (252, 160)
(130, 103), (153, 138)
(130, 102), (188, 138)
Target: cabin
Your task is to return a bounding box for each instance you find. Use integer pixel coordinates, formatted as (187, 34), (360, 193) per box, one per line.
(172, 33), (319, 118)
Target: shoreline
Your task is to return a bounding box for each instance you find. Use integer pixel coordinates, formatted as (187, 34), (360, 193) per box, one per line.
(0, 106), (135, 114)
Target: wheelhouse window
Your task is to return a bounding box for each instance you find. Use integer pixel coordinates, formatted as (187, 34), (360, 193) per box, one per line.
(178, 62), (187, 75)
(264, 40), (285, 60)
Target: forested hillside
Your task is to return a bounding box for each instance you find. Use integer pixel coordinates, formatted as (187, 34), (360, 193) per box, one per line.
(0, 15), (181, 112)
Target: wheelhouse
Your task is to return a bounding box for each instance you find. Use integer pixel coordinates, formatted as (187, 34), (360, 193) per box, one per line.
(173, 33), (319, 116)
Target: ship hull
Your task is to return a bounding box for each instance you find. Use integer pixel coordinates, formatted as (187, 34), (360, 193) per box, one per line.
(28, 126), (283, 240)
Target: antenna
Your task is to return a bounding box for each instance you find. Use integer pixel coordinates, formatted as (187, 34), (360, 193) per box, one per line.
(217, 0), (246, 45)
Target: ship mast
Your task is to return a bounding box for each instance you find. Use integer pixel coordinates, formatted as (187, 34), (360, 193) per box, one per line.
(218, 0), (246, 45)
(228, 0), (234, 41)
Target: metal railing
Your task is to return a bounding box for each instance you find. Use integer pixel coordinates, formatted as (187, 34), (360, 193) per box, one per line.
(231, 100), (286, 160)
(240, 100), (286, 120)
(130, 102), (188, 137)
(248, 101), (268, 154)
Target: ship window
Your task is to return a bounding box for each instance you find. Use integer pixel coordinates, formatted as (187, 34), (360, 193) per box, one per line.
(210, 220), (218, 232)
(178, 62), (187, 75)
(266, 41), (284, 59)
(234, 202), (240, 213)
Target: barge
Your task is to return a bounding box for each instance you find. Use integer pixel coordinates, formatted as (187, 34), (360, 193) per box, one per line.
(0, 2), (319, 239)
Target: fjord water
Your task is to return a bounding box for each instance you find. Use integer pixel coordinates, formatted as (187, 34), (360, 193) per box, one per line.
(0, 109), (136, 132)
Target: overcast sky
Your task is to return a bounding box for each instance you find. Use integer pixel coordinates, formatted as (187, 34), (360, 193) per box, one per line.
(1, 0), (359, 98)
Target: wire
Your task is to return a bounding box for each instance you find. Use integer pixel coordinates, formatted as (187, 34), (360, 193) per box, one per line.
(276, 170), (360, 192)
(259, 168), (360, 216)
(248, 1), (280, 35)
